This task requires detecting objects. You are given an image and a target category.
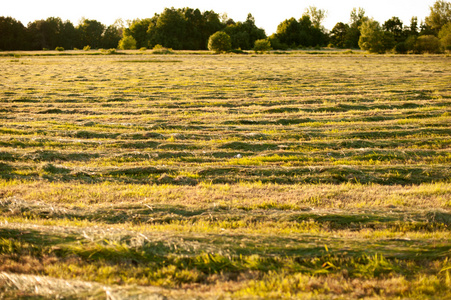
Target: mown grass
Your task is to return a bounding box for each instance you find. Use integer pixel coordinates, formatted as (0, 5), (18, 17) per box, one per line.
(0, 52), (450, 299)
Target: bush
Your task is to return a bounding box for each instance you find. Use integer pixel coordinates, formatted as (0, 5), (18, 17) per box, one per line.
(394, 42), (408, 54)
(100, 48), (117, 55)
(118, 36), (137, 50)
(254, 39), (272, 53)
(55, 47), (64, 51)
(152, 44), (173, 54)
(405, 35), (418, 53)
(416, 35), (441, 53)
(83, 45), (91, 51)
(208, 31), (232, 53)
(268, 35), (288, 50)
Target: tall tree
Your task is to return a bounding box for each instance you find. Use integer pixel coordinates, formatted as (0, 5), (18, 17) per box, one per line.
(126, 18), (156, 49)
(425, 0), (451, 34)
(150, 7), (187, 49)
(224, 13), (266, 50)
(346, 7), (367, 48)
(330, 22), (349, 48)
(383, 17), (404, 43)
(305, 6), (327, 30)
(275, 17), (301, 47)
(27, 17), (66, 50)
(0, 17), (28, 50)
(77, 19), (105, 49)
(359, 19), (395, 53)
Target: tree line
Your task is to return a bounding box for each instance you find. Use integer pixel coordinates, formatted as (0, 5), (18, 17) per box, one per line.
(1, 1), (450, 53)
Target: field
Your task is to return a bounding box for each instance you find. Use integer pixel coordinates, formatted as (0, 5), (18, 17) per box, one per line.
(0, 51), (450, 299)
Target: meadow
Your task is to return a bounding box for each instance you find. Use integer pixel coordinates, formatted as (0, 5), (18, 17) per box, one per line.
(0, 51), (450, 299)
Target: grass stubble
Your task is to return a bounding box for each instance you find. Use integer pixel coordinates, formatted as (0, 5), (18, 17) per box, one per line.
(0, 51), (450, 299)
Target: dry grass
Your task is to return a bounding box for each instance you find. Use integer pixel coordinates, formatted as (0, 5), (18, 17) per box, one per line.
(0, 52), (450, 298)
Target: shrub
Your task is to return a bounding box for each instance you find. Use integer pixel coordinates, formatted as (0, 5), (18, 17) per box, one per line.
(152, 44), (173, 54)
(416, 35), (441, 53)
(394, 42), (408, 54)
(208, 31), (232, 53)
(405, 35), (418, 53)
(83, 45), (91, 51)
(230, 48), (246, 54)
(101, 48), (117, 55)
(268, 35), (288, 50)
(55, 47), (64, 51)
(139, 47), (147, 51)
(118, 36), (137, 50)
(254, 39), (272, 53)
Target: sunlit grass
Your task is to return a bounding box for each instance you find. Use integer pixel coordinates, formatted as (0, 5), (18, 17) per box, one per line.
(0, 53), (450, 298)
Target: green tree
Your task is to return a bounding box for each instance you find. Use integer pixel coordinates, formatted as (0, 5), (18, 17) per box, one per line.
(425, 0), (451, 34)
(27, 17), (66, 50)
(102, 20), (123, 49)
(146, 8), (224, 50)
(224, 13), (266, 50)
(330, 22), (349, 48)
(408, 17), (419, 36)
(383, 17), (404, 43)
(359, 19), (395, 53)
(276, 17), (301, 47)
(345, 7), (367, 48)
(150, 7), (187, 49)
(77, 19), (105, 49)
(0, 17), (28, 50)
(126, 18), (155, 49)
(60, 20), (78, 50)
(208, 31), (231, 53)
(438, 22), (451, 50)
(305, 6), (327, 30)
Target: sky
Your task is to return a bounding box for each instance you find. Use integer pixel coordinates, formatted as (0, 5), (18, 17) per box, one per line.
(3, 0), (437, 35)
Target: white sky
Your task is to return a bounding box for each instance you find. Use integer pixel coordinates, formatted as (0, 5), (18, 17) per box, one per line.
(4, 0), (436, 35)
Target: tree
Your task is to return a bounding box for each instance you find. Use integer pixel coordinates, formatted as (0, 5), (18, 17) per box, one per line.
(408, 17), (419, 36)
(27, 17), (65, 50)
(305, 6), (327, 30)
(425, 0), (451, 34)
(330, 22), (349, 48)
(146, 8), (224, 50)
(0, 17), (28, 50)
(102, 20), (123, 49)
(383, 17), (404, 43)
(77, 19), (105, 49)
(346, 7), (367, 48)
(438, 22), (451, 50)
(208, 31), (231, 53)
(224, 13), (266, 50)
(276, 17), (301, 47)
(60, 20), (78, 50)
(126, 18), (155, 49)
(150, 8), (187, 50)
(359, 19), (395, 53)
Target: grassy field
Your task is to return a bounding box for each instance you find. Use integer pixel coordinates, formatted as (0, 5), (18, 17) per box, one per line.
(0, 51), (450, 299)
